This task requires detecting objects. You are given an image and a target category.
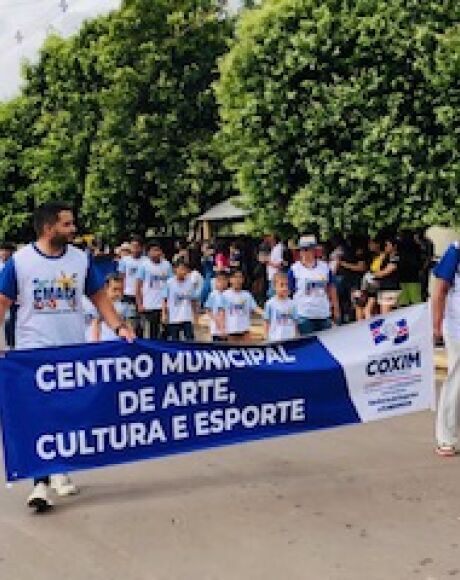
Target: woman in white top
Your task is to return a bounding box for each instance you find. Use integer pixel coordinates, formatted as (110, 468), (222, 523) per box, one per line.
(288, 236), (340, 336)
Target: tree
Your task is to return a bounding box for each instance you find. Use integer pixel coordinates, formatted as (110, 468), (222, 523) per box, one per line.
(82, 0), (234, 239)
(0, 0), (233, 242)
(215, 0), (460, 236)
(0, 97), (39, 240)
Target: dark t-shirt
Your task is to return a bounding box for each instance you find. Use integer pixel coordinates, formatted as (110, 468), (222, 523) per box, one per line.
(398, 241), (423, 283)
(379, 253), (400, 290)
(337, 248), (365, 289)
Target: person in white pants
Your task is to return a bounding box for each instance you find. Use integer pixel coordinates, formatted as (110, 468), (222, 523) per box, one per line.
(432, 241), (460, 456)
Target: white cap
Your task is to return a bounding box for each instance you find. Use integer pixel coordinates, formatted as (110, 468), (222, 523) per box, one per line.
(298, 235), (317, 249)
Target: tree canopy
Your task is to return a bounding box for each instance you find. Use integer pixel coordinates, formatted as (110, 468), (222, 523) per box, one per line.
(216, 0), (460, 236)
(0, 0), (233, 242)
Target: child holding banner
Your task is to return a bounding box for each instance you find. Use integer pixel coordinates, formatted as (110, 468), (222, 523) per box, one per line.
(264, 272), (299, 342)
(90, 274), (132, 342)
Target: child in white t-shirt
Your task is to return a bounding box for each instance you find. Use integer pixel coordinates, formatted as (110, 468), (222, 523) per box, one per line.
(223, 269), (263, 343)
(205, 271), (228, 342)
(136, 242), (172, 339)
(264, 272), (298, 341)
(162, 260), (197, 341)
(90, 274), (131, 342)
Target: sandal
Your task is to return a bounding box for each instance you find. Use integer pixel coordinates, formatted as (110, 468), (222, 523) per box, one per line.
(435, 445), (457, 457)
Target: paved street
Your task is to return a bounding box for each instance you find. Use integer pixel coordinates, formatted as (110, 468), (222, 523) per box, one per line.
(1, 398), (460, 580)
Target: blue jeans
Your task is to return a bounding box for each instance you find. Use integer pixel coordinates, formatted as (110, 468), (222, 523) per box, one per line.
(298, 317), (332, 336)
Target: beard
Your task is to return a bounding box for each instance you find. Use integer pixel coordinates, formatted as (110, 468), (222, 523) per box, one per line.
(50, 232), (72, 250)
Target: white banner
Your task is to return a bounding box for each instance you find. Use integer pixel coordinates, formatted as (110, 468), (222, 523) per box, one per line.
(320, 303), (435, 422)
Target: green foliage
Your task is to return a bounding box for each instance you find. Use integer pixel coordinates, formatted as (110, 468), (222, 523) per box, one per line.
(0, 0), (233, 242)
(0, 97), (39, 239)
(216, 0), (460, 236)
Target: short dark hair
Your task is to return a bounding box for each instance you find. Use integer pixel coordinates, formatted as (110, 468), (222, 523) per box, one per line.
(215, 270), (228, 280)
(130, 235), (144, 245)
(105, 272), (123, 285)
(174, 258), (189, 269)
(146, 240), (162, 251)
(33, 201), (73, 237)
(230, 267), (244, 277)
(0, 242), (16, 252)
(273, 271), (288, 283)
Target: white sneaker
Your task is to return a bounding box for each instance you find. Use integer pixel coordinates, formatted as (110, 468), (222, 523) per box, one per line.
(50, 474), (79, 497)
(27, 482), (54, 513)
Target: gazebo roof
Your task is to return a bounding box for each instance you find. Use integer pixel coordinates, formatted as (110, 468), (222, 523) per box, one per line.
(196, 197), (247, 222)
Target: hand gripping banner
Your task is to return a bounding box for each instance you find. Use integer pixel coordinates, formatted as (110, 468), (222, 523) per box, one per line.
(0, 304), (434, 482)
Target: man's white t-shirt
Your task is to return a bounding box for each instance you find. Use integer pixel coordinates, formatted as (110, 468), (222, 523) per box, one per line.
(137, 259), (172, 310)
(118, 255), (146, 297)
(267, 242), (284, 281)
(289, 260), (332, 319)
(264, 296), (298, 341)
(0, 243), (104, 349)
(223, 288), (257, 334)
(164, 277), (196, 324)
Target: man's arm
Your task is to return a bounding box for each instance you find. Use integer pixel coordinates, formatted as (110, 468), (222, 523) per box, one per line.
(373, 263), (397, 279)
(89, 318), (100, 342)
(136, 279), (144, 313)
(0, 294), (13, 327)
(432, 279), (449, 340)
(90, 289), (135, 341)
(162, 299), (169, 325)
(0, 259), (17, 329)
(328, 284), (340, 323)
(338, 259), (366, 273)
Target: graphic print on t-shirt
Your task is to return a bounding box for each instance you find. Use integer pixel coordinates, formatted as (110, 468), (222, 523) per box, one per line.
(149, 273), (167, 288)
(33, 271), (79, 313)
(305, 276), (328, 297)
(228, 296), (246, 314)
(264, 296), (298, 341)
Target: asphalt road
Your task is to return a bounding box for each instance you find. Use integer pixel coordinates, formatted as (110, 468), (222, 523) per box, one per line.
(1, 405), (460, 580)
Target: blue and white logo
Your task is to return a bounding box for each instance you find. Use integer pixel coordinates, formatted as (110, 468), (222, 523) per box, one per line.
(370, 318), (409, 346)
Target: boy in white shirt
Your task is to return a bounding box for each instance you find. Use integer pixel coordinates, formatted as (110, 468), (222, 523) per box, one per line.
(205, 271), (228, 342)
(136, 241), (172, 339)
(91, 274), (131, 342)
(162, 260), (197, 341)
(223, 269), (263, 343)
(264, 272), (298, 341)
(118, 235), (145, 335)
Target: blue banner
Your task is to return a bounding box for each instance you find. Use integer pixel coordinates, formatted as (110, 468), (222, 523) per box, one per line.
(0, 337), (361, 482)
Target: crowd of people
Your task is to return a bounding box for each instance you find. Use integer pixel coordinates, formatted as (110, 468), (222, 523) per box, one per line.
(72, 229), (434, 346)
(1, 228), (436, 349)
